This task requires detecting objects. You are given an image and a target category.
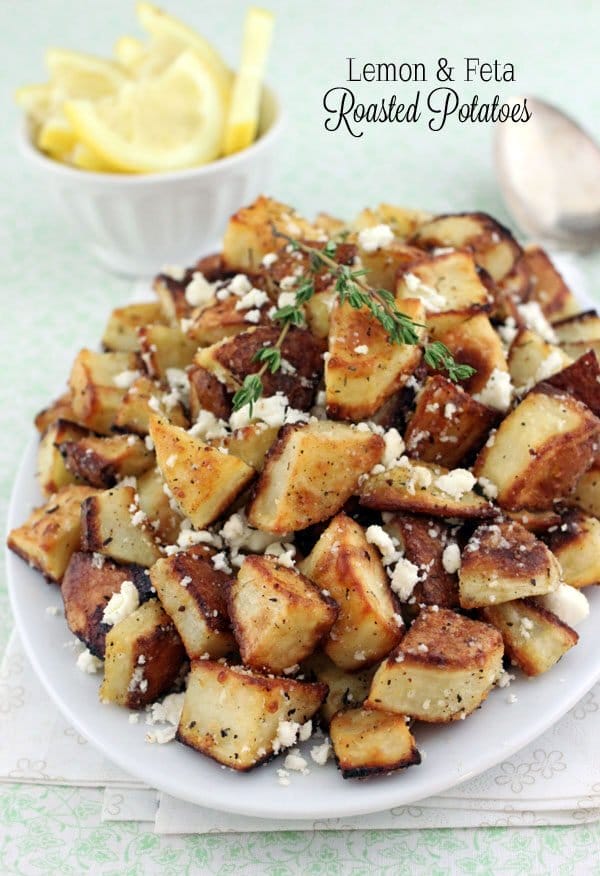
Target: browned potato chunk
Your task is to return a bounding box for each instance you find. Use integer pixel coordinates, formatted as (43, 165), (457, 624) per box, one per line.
(436, 314), (508, 394)
(59, 432), (154, 488)
(247, 422), (384, 533)
(113, 375), (188, 436)
(150, 550), (235, 659)
(80, 486), (162, 567)
(508, 328), (572, 391)
(62, 552), (153, 657)
(396, 251), (492, 316)
(505, 509), (562, 534)
(365, 608), (503, 722)
(474, 385), (600, 510)
(330, 708), (420, 779)
(7, 485), (98, 582)
(302, 651), (376, 725)
(459, 520), (561, 609)
(352, 204), (431, 239)
(228, 555), (338, 673)
(150, 415), (255, 529)
(571, 460), (600, 517)
(325, 298), (425, 420)
(404, 375), (496, 468)
(522, 245), (580, 323)
(299, 514), (402, 671)
(34, 392), (79, 434)
(102, 302), (166, 352)
(553, 310), (600, 346)
(136, 466), (183, 544)
(545, 350), (600, 417)
(37, 419), (86, 496)
(410, 212), (522, 281)
(188, 365), (231, 421)
(138, 325), (197, 381)
(359, 459), (493, 519)
(359, 241), (425, 290)
(545, 510), (600, 589)
(218, 423), (279, 471)
(196, 325), (323, 411)
(481, 598), (578, 676)
(100, 599), (185, 709)
(385, 514), (460, 608)
(69, 349), (139, 434)
(177, 660), (328, 770)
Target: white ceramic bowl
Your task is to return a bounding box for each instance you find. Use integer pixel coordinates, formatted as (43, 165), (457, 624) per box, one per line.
(19, 87), (284, 276)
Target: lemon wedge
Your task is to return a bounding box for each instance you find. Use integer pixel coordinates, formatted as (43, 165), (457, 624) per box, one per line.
(65, 51), (226, 173)
(37, 114), (77, 159)
(71, 143), (117, 172)
(113, 36), (147, 71)
(136, 2), (232, 96)
(223, 7), (274, 156)
(46, 48), (128, 98)
(15, 83), (57, 125)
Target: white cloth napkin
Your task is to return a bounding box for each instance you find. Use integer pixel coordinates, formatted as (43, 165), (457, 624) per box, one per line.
(1, 630), (599, 833)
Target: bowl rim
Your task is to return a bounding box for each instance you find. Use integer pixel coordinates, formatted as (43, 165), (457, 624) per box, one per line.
(18, 83), (284, 186)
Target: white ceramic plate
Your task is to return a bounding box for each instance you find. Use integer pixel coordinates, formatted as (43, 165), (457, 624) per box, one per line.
(6, 281), (600, 820)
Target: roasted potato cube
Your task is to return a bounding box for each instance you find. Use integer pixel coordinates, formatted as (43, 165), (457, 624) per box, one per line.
(69, 349), (139, 434)
(544, 350), (600, 417)
(299, 514), (402, 671)
(571, 460), (600, 517)
(353, 203), (431, 239)
(385, 514), (460, 607)
(136, 466), (183, 544)
(481, 598), (578, 676)
(188, 365), (231, 421)
(304, 289), (336, 338)
(505, 508), (562, 534)
(474, 385), (600, 510)
(102, 302), (166, 352)
(508, 328), (572, 391)
(396, 251), (492, 316)
(436, 314), (508, 394)
(228, 555), (338, 673)
(302, 651), (376, 725)
(34, 392), (78, 434)
(113, 375), (188, 436)
(59, 432), (154, 488)
(359, 241), (425, 290)
(365, 608), (503, 722)
(37, 419), (86, 496)
(80, 486), (162, 567)
(545, 510), (600, 589)
(150, 415), (255, 529)
(360, 459), (493, 519)
(218, 423), (279, 471)
(100, 599), (185, 709)
(150, 550), (235, 659)
(222, 196), (321, 272)
(459, 520), (561, 609)
(247, 422), (384, 533)
(330, 708), (420, 779)
(196, 325), (323, 411)
(7, 485), (98, 582)
(62, 551), (153, 657)
(325, 298), (425, 420)
(404, 376), (496, 468)
(138, 324), (197, 381)
(177, 660), (328, 770)
(410, 212), (522, 281)
(522, 245), (580, 323)
(153, 270), (194, 325)
(314, 211), (348, 237)
(553, 310), (600, 345)
(186, 296), (270, 346)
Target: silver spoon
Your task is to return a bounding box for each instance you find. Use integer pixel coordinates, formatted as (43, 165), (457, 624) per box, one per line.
(494, 97), (600, 252)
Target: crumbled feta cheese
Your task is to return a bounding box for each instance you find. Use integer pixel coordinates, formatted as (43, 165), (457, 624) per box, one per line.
(219, 512), (275, 560)
(102, 580), (140, 627)
(244, 308), (261, 324)
(435, 468), (476, 500)
(354, 344), (369, 355)
(498, 317), (518, 348)
(128, 666), (147, 693)
(310, 739), (332, 765)
(284, 750), (309, 773)
(91, 552), (105, 569)
(227, 274), (253, 298)
(507, 694), (518, 704)
(113, 369), (141, 389)
(473, 368), (513, 412)
(279, 275), (298, 291)
(165, 454), (177, 468)
(272, 720), (300, 754)
(129, 713), (140, 723)
(535, 349), (566, 383)
(517, 302), (558, 343)
(235, 287), (269, 311)
(188, 409), (229, 441)
(161, 264), (186, 281)
(358, 224), (394, 253)
(403, 272), (446, 312)
(497, 670), (515, 689)
(478, 476), (499, 500)
(211, 551), (232, 574)
(180, 575), (192, 588)
(145, 435), (154, 451)
(382, 428), (405, 467)
(277, 769), (290, 786)
(185, 272), (214, 307)
(444, 402), (457, 419)
(262, 252), (278, 268)
(417, 643), (429, 653)
(442, 543), (461, 574)
(298, 720), (313, 742)
(229, 392), (308, 431)
(176, 521), (222, 551)
(389, 558), (420, 601)
(538, 584), (590, 628)
(264, 542), (296, 568)
(146, 692), (185, 730)
(46, 605), (60, 616)
(365, 525), (401, 565)
(76, 648), (103, 674)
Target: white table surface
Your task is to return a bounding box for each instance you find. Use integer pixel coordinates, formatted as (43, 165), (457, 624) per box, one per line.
(1, 1), (600, 872)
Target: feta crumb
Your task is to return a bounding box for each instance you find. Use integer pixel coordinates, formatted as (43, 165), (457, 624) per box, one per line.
(180, 575), (192, 589)
(284, 750), (309, 773)
(497, 670), (515, 689)
(507, 694), (518, 704)
(473, 368), (513, 412)
(91, 552), (105, 569)
(435, 468), (476, 500)
(76, 648), (103, 674)
(277, 290), (297, 308)
(102, 580), (139, 627)
(188, 409), (229, 441)
(382, 428), (405, 468)
(264, 542), (296, 568)
(358, 223), (394, 253)
(235, 287), (269, 312)
(227, 274), (253, 298)
(262, 252), (278, 268)
(145, 435), (154, 451)
(365, 525), (401, 566)
(244, 308), (261, 324)
(185, 272), (214, 307)
(535, 349), (566, 383)
(478, 476), (499, 500)
(517, 301), (558, 343)
(538, 584), (589, 628)
(298, 720), (313, 742)
(441, 543), (461, 574)
(161, 264), (186, 281)
(403, 272), (446, 312)
(165, 454), (177, 468)
(211, 552), (232, 574)
(272, 720), (300, 754)
(417, 643), (429, 653)
(354, 344), (369, 355)
(146, 692), (185, 731)
(277, 769), (290, 786)
(113, 369), (141, 389)
(310, 739), (332, 766)
(129, 713), (140, 723)
(389, 558), (420, 601)
(46, 605), (59, 616)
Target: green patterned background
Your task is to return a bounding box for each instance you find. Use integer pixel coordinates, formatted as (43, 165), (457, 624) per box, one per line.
(1, 1), (600, 872)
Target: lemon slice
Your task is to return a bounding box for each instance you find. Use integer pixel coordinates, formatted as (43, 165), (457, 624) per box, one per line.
(136, 2), (232, 96)
(37, 114), (77, 158)
(71, 143), (117, 172)
(15, 83), (56, 125)
(223, 7), (274, 156)
(115, 34), (182, 80)
(65, 51), (226, 173)
(46, 48), (128, 98)
(113, 36), (147, 72)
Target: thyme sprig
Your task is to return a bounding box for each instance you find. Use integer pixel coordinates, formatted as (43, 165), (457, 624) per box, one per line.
(231, 231), (475, 413)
